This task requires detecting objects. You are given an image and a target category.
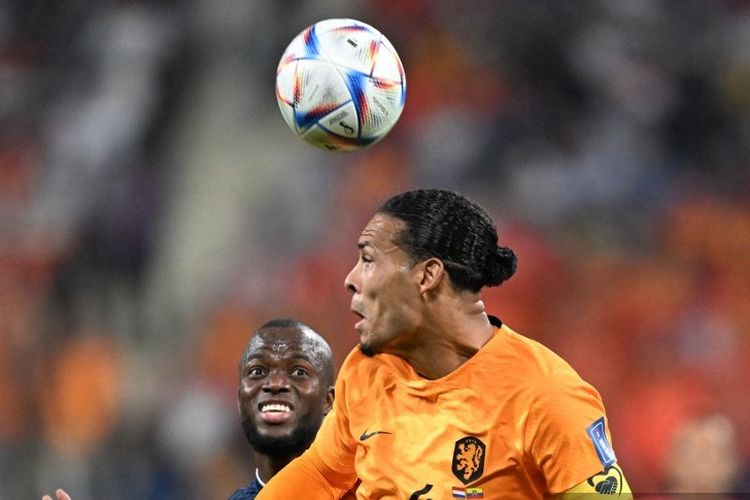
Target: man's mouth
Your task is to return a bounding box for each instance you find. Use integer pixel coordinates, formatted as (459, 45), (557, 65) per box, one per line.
(352, 310), (366, 331)
(261, 403), (291, 413)
(258, 402), (293, 424)
(351, 302), (367, 328)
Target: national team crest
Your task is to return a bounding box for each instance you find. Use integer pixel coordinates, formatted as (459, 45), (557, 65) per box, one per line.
(452, 436), (486, 484)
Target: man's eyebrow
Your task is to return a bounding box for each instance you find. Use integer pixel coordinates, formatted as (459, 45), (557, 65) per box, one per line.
(358, 241), (374, 250)
(244, 352), (268, 362)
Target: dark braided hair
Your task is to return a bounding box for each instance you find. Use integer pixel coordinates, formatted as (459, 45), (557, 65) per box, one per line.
(378, 189), (517, 293)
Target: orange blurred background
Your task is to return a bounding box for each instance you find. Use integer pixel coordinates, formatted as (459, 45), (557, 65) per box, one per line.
(2, 0), (749, 498)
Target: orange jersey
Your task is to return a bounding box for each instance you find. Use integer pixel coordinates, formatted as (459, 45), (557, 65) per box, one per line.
(258, 317), (618, 499)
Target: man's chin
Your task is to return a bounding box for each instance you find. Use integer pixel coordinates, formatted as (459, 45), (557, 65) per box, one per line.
(242, 416), (320, 458)
(254, 423), (295, 437)
(359, 342), (378, 357)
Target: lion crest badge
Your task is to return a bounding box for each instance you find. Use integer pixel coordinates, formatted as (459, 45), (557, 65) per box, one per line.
(452, 436), (486, 484)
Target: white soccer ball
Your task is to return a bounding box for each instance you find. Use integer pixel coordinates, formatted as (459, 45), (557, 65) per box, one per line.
(275, 19), (406, 152)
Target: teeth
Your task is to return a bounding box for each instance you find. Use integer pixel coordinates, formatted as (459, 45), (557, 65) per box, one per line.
(261, 403), (291, 413)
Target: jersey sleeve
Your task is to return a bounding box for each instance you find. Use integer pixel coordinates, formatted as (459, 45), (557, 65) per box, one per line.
(525, 368), (619, 495)
(560, 463), (632, 498)
(256, 351), (360, 499)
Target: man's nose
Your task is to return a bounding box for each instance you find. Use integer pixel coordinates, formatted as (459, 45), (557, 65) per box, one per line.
(262, 371), (291, 392)
(344, 266), (359, 294)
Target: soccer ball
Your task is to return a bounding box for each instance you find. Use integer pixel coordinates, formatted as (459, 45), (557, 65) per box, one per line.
(275, 19), (406, 152)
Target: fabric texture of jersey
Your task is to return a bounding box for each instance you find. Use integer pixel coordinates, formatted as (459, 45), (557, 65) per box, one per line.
(258, 316), (617, 499)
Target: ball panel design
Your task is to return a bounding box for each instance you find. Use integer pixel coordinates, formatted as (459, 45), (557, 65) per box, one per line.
(292, 59), (352, 132)
(275, 18), (405, 151)
(275, 59), (298, 105)
(277, 99), (296, 135)
(317, 101), (359, 139)
(371, 41), (404, 82)
(359, 78), (405, 139)
(301, 122), (377, 152)
(317, 25), (381, 75)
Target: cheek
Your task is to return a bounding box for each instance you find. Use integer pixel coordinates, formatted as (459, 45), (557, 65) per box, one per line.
(300, 382), (320, 398)
(238, 382), (257, 399)
(380, 276), (412, 305)
(363, 268), (396, 296)
(360, 268), (374, 289)
(385, 283), (420, 325)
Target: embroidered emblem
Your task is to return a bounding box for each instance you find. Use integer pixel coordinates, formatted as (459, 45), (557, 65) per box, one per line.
(452, 436), (486, 484)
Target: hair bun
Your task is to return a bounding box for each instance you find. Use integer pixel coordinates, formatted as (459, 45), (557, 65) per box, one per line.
(484, 246), (517, 287)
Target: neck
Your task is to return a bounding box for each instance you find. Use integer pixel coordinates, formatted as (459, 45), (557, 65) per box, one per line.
(253, 452), (297, 484)
(397, 296), (494, 380)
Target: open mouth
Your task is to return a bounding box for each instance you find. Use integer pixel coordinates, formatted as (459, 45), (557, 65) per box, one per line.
(258, 402), (293, 424)
(351, 310), (366, 330)
(351, 302), (365, 320)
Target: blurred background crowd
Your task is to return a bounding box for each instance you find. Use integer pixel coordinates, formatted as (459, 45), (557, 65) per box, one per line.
(1, 0), (750, 498)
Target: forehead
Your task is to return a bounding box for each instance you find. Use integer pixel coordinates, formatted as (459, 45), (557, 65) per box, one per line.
(246, 326), (327, 363)
(359, 213), (404, 248)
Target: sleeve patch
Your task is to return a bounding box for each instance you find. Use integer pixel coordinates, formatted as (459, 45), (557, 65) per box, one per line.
(586, 417), (616, 468)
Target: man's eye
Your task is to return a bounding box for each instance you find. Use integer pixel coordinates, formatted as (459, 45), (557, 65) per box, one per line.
(292, 368), (309, 377)
(248, 367), (265, 376)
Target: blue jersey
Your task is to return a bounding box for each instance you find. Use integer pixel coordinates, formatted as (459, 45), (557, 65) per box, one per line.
(228, 479), (262, 500)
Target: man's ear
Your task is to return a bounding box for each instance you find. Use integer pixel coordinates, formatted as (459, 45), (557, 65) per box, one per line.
(323, 385), (335, 415)
(418, 258), (445, 294)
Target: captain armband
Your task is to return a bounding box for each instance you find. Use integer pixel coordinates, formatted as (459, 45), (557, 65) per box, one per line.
(560, 464), (632, 499)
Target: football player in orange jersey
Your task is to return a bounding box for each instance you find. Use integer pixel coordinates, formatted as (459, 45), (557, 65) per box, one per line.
(258, 189), (631, 499)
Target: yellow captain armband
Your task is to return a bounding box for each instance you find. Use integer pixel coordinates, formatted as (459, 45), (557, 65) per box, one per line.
(559, 464), (632, 499)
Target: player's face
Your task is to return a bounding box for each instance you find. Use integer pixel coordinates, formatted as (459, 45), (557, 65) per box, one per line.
(345, 213), (422, 356)
(237, 327), (333, 456)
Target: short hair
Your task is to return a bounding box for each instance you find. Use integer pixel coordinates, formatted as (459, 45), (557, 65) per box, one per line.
(256, 317), (307, 331)
(377, 189), (517, 292)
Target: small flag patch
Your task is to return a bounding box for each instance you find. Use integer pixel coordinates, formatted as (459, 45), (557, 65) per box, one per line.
(467, 487), (484, 498)
(452, 486), (467, 498)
